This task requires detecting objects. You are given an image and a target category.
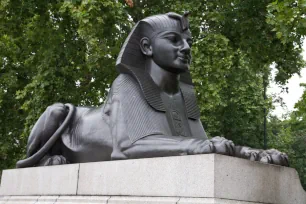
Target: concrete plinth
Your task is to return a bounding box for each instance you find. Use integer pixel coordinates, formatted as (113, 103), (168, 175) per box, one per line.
(0, 154), (305, 204)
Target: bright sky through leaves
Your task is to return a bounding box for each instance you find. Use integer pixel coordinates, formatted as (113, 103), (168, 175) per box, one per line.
(268, 40), (306, 118)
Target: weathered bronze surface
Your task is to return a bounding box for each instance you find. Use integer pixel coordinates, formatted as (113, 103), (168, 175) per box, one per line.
(16, 12), (288, 168)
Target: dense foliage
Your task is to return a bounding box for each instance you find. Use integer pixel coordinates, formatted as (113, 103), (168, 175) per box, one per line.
(0, 0), (305, 189)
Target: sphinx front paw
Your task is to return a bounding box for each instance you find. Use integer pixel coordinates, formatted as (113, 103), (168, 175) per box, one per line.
(236, 147), (289, 167)
(38, 155), (69, 166)
(258, 149), (289, 167)
(210, 136), (235, 156)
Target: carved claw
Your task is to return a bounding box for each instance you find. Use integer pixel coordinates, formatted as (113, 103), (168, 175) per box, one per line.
(236, 147), (289, 167)
(210, 136), (235, 156)
(258, 149), (289, 167)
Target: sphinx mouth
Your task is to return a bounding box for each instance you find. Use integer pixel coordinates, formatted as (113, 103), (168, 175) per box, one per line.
(178, 56), (190, 63)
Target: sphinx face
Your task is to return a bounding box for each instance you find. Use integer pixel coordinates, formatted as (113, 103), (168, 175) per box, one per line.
(151, 30), (193, 74)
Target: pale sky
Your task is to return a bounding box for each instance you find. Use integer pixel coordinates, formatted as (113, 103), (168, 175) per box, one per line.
(268, 40), (306, 118)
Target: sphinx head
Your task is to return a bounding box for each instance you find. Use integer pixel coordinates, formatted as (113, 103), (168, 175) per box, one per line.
(139, 12), (192, 74)
(116, 12), (193, 75)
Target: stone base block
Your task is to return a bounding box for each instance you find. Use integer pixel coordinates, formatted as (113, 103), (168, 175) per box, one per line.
(0, 154), (305, 204)
(0, 196), (264, 204)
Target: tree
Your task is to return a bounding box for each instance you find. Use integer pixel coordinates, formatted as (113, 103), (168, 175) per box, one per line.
(266, 83), (306, 190)
(267, 114), (306, 190)
(0, 0), (130, 173)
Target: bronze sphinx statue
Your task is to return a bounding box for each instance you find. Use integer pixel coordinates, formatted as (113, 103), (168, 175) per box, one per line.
(16, 12), (288, 168)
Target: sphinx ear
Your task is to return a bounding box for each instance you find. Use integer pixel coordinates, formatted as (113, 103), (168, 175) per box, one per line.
(140, 37), (153, 57)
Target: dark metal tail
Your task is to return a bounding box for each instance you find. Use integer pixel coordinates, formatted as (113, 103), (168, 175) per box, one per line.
(16, 104), (76, 168)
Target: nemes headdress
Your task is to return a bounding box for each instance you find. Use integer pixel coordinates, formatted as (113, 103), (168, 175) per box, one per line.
(116, 12), (200, 119)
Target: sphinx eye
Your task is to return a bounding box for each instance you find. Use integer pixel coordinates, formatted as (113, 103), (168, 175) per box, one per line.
(166, 35), (178, 43)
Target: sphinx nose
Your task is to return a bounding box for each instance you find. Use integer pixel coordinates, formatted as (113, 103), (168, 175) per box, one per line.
(180, 39), (191, 54)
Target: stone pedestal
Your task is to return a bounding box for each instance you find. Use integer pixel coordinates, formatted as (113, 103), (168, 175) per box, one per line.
(0, 154), (305, 204)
